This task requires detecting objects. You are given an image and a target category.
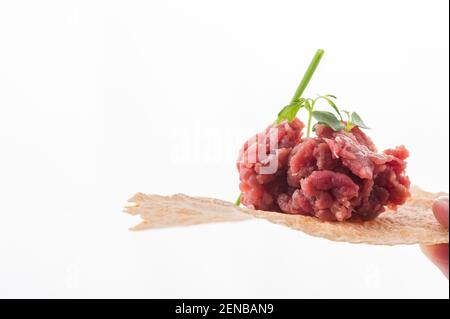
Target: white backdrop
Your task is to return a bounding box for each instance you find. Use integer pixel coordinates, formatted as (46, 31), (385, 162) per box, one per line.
(0, 0), (448, 298)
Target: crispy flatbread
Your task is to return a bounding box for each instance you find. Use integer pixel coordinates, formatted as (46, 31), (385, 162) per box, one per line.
(124, 186), (449, 245)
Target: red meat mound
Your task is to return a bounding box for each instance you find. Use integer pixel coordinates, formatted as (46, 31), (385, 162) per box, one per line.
(237, 120), (411, 221)
(237, 119), (305, 211)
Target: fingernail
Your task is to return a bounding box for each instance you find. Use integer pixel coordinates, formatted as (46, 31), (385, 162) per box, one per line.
(436, 196), (449, 203)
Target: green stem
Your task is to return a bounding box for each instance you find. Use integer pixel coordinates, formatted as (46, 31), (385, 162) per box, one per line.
(306, 99), (316, 137)
(345, 121), (353, 132)
(290, 49), (325, 104)
(343, 111), (353, 132)
(235, 193), (243, 206)
(307, 113), (313, 138)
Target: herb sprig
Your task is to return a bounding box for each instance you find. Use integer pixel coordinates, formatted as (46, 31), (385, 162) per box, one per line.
(276, 49), (369, 136)
(236, 49), (370, 206)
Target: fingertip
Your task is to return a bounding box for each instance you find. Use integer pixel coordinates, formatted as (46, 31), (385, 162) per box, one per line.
(421, 244), (449, 279)
(433, 197), (449, 229)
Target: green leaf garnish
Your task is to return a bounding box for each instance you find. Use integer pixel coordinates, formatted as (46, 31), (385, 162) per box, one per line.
(341, 110), (370, 132)
(341, 110), (355, 132)
(351, 112), (370, 129)
(315, 95), (342, 121)
(312, 111), (345, 132)
(274, 49), (372, 136)
(276, 99), (305, 124)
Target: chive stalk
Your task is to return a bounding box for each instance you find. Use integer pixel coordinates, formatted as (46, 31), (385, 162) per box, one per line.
(290, 49), (324, 104)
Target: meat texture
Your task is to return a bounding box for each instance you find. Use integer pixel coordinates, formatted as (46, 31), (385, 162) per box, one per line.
(237, 121), (410, 221)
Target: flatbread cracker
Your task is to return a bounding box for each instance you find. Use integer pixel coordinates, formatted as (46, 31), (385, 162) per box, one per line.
(124, 186), (449, 245)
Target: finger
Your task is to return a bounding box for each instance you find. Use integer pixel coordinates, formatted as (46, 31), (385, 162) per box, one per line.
(433, 197), (449, 229)
(420, 244), (449, 279)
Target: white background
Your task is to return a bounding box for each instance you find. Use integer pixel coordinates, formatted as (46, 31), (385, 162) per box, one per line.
(0, 0), (448, 298)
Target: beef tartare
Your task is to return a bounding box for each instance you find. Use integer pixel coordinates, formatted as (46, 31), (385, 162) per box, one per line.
(237, 121), (410, 221)
(236, 49), (411, 221)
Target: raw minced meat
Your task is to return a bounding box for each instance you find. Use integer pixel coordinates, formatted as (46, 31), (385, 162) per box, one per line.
(237, 119), (304, 211)
(237, 120), (411, 221)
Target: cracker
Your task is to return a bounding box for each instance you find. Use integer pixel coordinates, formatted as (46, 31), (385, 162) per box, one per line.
(124, 186), (449, 245)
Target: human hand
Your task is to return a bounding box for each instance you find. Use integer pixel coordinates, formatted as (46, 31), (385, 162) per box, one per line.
(420, 197), (449, 279)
